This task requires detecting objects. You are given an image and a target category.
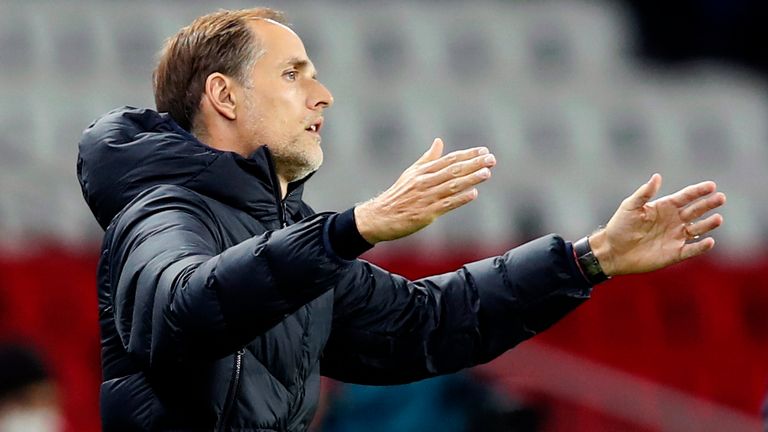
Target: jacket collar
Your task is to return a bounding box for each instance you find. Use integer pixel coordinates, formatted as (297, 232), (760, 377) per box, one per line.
(185, 146), (311, 225)
(77, 107), (312, 229)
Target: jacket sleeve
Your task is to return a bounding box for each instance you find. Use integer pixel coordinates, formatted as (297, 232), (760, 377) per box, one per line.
(106, 186), (349, 368)
(320, 234), (592, 384)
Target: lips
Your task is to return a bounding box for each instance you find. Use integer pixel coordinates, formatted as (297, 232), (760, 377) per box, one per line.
(305, 117), (323, 133)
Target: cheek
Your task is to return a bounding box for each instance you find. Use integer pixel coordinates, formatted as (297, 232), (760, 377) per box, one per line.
(244, 87), (305, 140)
(258, 95), (293, 124)
(244, 98), (276, 130)
(283, 86), (307, 116)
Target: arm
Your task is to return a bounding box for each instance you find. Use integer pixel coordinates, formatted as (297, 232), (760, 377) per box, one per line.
(107, 186), (349, 368)
(109, 139), (495, 370)
(350, 140), (725, 273)
(322, 167), (725, 384)
(321, 234), (590, 385)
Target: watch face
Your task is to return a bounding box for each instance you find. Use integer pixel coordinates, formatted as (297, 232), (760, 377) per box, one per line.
(574, 236), (608, 283)
(578, 251), (609, 283)
(583, 251), (601, 275)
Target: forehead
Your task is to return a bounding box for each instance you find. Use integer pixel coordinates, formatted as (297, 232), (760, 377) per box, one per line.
(248, 19), (309, 63)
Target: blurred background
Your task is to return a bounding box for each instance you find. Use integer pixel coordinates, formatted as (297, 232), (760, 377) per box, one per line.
(1, 0), (767, 430)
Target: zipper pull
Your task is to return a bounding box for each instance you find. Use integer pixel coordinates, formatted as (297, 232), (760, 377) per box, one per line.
(281, 201), (288, 228)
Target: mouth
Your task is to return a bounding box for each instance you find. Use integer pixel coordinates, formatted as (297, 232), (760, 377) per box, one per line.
(305, 117), (324, 134)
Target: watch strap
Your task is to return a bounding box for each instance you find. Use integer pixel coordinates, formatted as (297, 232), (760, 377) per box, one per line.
(573, 236), (611, 285)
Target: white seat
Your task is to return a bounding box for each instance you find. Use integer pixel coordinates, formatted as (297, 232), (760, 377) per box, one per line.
(513, 1), (633, 86)
(0, 5), (34, 78)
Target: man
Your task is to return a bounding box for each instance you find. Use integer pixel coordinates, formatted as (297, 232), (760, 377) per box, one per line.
(0, 344), (63, 432)
(76, 7), (725, 431)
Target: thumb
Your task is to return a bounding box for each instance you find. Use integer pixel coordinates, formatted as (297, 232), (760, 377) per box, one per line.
(624, 173), (662, 210)
(414, 138), (444, 165)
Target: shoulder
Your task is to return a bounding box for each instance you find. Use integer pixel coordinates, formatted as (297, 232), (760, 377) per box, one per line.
(105, 185), (222, 248)
(116, 185), (215, 225)
(297, 200), (316, 218)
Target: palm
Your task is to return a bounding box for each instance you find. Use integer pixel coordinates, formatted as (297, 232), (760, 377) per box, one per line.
(601, 174), (725, 275)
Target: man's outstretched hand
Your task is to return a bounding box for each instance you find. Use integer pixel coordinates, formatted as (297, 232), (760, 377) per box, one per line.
(354, 138), (496, 244)
(589, 174), (726, 276)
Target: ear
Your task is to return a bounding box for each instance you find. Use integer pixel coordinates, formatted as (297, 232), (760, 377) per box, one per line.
(203, 73), (237, 121)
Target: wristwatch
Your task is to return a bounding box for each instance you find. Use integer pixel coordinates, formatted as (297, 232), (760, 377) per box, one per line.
(573, 236), (611, 285)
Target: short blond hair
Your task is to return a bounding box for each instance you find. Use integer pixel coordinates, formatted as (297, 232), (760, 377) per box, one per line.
(153, 8), (287, 131)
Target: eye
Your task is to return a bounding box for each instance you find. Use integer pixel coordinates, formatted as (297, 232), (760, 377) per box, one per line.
(283, 70), (298, 81)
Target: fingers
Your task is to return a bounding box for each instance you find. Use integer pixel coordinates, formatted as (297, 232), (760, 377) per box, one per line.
(413, 138), (445, 165)
(434, 166), (493, 200)
(623, 173), (662, 210)
(667, 180), (717, 208)
(678, 212), (721, 263)
(378, 137), (496, 239)
(429, 188), (479, 215)
(679, 192), (726, 222)
(684, 213), (724, 239)
(420, 146), (490, 174)
(681, 237), (716, 260)
(421, 152), (496, 190)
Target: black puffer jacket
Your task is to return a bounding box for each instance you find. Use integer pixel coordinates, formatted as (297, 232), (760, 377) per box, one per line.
(77, 107), (593, 431)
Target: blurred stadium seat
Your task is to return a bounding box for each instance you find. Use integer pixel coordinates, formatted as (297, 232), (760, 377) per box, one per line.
(1, 0), (764, 250)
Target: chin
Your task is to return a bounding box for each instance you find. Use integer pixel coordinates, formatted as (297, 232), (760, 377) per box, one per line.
(271, 136), (324, 180)
(279, 154), (323, 183)
(303, 142), (323, 168)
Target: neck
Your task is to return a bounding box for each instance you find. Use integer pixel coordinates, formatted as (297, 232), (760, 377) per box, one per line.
(193, 124), (289, 199)
(277, 174), (288, 199)
(193, 120), (253, 161)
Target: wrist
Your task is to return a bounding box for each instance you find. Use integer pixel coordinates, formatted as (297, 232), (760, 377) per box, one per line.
(573, 232), (613, 285)
(583, 229), (615, 276)
(353, 202), (382, 245)
(327, 209), (374, 259)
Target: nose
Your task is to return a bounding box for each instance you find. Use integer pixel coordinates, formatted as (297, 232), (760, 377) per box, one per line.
(308, 80), (334, 110)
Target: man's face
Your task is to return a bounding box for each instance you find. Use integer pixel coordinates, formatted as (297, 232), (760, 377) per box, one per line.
(238, 20), (333, 183)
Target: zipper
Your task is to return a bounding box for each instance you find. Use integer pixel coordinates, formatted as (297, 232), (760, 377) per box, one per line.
(280, 201), (288, 228)
(259, 146), (316, 228)
(216, 348), (245, 432)
(260, 147), (313, 428)
(263, 148), (288, 228)
(286, 305), (313, 425)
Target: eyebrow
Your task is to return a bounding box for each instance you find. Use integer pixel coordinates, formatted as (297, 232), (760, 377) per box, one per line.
(282, 56), (317, 78)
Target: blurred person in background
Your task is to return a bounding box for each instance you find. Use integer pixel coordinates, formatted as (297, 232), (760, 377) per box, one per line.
(0, 343), (63, 432)
(763, 394), (768, 431)
(320, 374), (540, 432)
(75, 7), (726, 431)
